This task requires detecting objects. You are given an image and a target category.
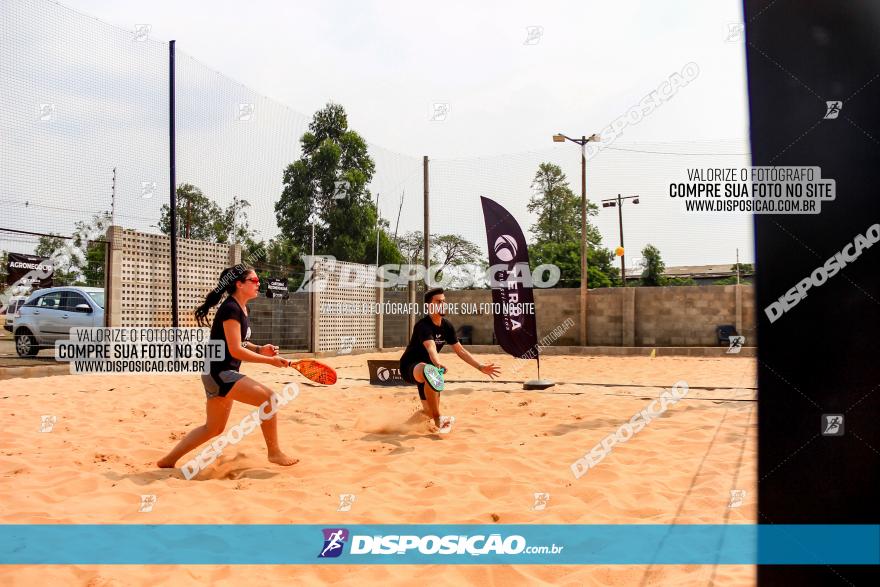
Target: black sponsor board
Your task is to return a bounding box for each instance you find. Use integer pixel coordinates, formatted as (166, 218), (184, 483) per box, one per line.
(6, 253), (53, 289)
(368, 360), (406, 386)
(266, 277), (290, 300)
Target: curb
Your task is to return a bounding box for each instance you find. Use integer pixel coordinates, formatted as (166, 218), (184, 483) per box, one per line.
(0, 364), (70, 381)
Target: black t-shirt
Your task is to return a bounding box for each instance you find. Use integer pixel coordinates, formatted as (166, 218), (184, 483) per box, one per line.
(209, 296), (251, 374)
(400, 316), (458, 367)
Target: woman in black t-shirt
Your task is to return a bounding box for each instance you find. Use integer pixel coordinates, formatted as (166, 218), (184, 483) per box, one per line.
(158, 265), (297, 470)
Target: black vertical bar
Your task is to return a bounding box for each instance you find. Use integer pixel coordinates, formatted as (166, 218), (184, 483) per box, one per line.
(169, 40), (178, 328)
(423, 155), (429, 276)
(746, 0), (880, 582)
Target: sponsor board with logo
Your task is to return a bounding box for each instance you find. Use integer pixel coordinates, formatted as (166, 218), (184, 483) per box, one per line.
(368, 360), (406, 386)
(6, 252), (53, 289)
(266, 277), (290, 300)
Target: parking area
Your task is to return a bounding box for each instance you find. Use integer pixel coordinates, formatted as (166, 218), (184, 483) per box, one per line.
(0, 331), (56, 367)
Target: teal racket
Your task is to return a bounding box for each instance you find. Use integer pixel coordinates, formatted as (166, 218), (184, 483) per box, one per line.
(423, 365), (446, 392)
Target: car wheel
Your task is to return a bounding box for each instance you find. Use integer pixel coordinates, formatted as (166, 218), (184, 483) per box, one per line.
(15, 330), (39, 357)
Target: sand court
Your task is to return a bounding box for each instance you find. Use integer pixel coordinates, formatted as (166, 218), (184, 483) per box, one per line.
(1, 352), (757, 585)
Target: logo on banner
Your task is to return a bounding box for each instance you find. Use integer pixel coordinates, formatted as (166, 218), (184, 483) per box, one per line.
(368, 360), (406, 385)
(494, 235), (518, 262)
(319, 528), (349, 558)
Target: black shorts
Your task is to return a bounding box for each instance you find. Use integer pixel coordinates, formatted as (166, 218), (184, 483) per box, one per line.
(400, 360), (433, 401)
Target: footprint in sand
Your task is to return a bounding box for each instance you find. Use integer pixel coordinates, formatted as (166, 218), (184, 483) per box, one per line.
(389, 446), (415, 455)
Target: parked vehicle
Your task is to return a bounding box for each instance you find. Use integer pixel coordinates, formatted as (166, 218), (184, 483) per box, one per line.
(3, 296), (28, 333)
(14, 286), (105, 357)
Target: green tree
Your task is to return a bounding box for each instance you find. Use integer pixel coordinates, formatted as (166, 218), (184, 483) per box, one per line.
(398, 231), (425, 265)
(526, 162), (616, 288)
(159, 184), (224, 241)
(666, 276), (696, 286)
(31, 211), (111, 286)
(527, 163), (603, 246)
(433, 234), (482, 272)
(713, 274), (753, 286)
(35, 235), (65, 258)
(72, 211), (112, 286)
(394, 231), (481, 269)
(35, 234), (77, 285)
(639, 244), (665, 286)
(528, 163), (580, 244)
(529, 240), (619, 289)
(275, 102), (401, 265)
(0, 250), (8, 285)
(221, 197), (259, 245)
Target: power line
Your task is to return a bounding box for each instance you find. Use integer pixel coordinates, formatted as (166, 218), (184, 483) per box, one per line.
(604, 146), (752, 156)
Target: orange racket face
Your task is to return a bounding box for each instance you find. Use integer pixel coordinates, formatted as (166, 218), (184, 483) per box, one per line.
(291, 359), (337, 385)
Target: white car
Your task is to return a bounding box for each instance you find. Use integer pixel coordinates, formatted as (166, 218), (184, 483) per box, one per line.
(13, 286), (105, 357)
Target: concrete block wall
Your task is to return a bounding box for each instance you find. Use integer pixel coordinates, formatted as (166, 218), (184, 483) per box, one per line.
(634, 285), (739, 346)
(584, 288), (624, 346)
(104, 229), (755, 348)
(438, 285), (754, 347)
(247, 293), (310, 350)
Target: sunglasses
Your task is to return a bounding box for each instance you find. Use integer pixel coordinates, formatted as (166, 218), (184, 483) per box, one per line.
(243, 277), (260, 284)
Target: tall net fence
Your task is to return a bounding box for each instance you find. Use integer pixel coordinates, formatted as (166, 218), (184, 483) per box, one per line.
(2, 0), (752, 355)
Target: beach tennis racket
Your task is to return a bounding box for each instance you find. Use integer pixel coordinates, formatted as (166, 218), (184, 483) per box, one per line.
(423, 365), (446, 392)
(289, 359), (337, 385)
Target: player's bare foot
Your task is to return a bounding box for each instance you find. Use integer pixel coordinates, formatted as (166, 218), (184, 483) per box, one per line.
(268, 451), (299, 466)
(157, 457), (176, 468)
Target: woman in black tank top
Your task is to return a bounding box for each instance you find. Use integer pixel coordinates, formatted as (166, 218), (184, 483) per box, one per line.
(158, 265), (298, 474)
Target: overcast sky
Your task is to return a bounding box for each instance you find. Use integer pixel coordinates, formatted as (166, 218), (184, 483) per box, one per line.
(3, 0), (754, 267)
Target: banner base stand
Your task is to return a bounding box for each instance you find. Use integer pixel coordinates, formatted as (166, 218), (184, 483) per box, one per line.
(523, 379), (555, 390)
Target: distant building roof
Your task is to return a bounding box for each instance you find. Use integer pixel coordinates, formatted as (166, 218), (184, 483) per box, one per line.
(625, 264), (753, 279)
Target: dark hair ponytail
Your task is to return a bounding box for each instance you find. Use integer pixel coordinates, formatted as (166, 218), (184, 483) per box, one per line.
(195, 264), (253, 326)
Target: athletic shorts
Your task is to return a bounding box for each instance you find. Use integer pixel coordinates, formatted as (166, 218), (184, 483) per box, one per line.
(202, 370), (246, 399)
(400, 360), (435, 401)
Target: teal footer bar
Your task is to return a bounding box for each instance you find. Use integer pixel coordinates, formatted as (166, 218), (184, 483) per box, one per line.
(1, 524), (877, 565)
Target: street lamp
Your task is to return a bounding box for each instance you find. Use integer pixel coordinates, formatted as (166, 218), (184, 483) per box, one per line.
(601, 194), (639, 287)
(553, 132), (600, 346)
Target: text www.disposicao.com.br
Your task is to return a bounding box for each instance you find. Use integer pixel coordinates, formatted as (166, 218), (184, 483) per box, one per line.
(73, 360), (207, 373)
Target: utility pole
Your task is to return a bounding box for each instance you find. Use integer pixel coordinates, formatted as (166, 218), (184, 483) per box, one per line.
(617, 194), (625, 286)
(736, 248), (741, 285)
(393, 190), (404, 245)
(111, 167), (116, 226)
(553, 132), (600, 346)
(601, 194), (640, 287)
(580, 137), (587, 344)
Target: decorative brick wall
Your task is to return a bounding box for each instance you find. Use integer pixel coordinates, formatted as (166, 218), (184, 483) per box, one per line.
(106, 226), (240, 328)
(313, 258), (377, 353)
